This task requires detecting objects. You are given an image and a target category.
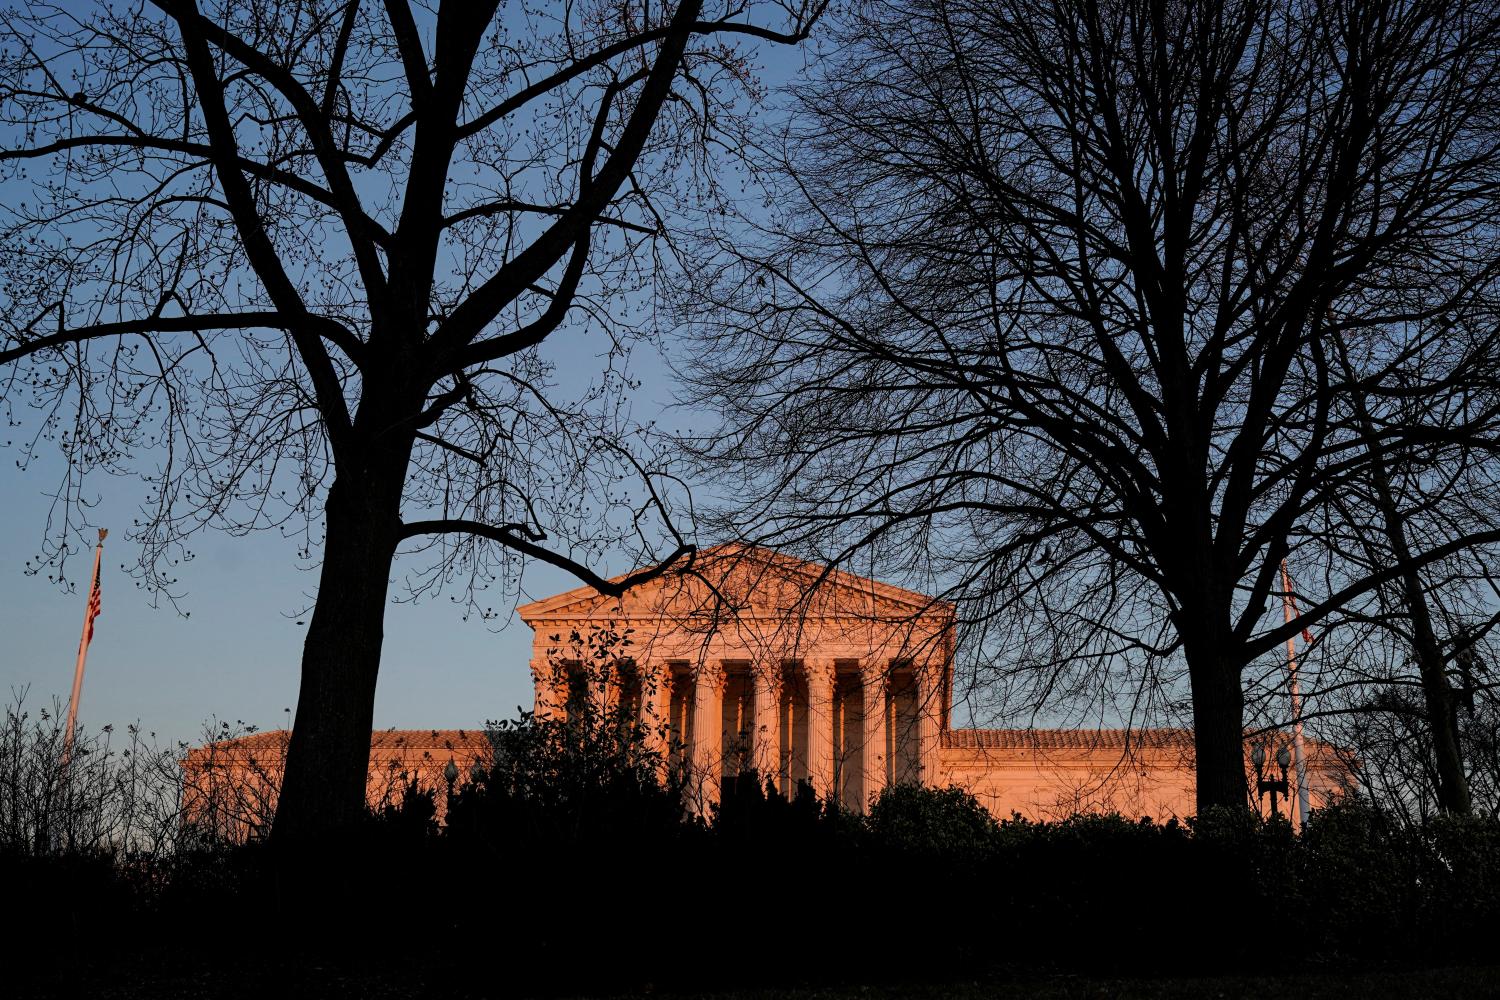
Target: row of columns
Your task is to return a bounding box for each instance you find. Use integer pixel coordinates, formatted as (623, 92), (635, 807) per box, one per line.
(531, 654), (943, 813)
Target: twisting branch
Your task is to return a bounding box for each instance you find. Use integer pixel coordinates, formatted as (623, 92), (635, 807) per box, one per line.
(397, 518), (696, 597)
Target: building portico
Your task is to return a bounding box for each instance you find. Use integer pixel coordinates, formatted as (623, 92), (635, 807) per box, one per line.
(517, 544), (951, 813)
(517, 542), (1353, 822)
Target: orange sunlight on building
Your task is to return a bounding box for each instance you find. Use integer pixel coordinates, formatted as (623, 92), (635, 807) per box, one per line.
(186, 544), (1351, 833)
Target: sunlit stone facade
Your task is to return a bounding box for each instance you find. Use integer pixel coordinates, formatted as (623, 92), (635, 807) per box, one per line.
(186, 544), (1351, 832)
(518, 543), (1351, 821)
(180, 729), (490, 839)
(518, 544), (951, 814)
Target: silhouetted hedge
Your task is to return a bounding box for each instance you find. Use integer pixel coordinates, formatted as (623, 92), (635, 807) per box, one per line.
(7, 724), (1500, 994)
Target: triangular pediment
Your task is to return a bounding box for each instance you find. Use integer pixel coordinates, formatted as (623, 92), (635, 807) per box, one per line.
(517, 543), (950, 627)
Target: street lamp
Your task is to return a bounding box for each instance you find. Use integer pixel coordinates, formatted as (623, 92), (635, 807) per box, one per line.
(444, 758), (459, 791)
(1251, 742), (1291, 818)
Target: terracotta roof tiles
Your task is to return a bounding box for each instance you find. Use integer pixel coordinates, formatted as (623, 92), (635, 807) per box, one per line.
(942, 728), (1196, 751)
(942, 728), (1342, 765)
(194, 729), (492, 753)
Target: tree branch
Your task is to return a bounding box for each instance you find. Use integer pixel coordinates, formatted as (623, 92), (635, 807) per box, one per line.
(0, 312), (364, 367)
(398, 518), (696, 597)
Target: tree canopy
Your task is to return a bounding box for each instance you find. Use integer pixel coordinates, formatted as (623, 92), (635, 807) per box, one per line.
(0, 0), (823, 840)
(681, 0), (1500, 811)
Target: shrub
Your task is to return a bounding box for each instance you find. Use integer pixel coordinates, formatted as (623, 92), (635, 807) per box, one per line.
(1409, 812), (1500, 959)
(867, 782), (997, 858)
(9, 687), (1500, 992)
(1295, 799), (1416, 956)
(0, 689), (186, 859)
(444, 710), (687, 856)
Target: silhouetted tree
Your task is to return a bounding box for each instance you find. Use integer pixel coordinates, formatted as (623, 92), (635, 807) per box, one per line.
(0, 0), (823, 841)
(680, 0), (1500, 811)
(1313, 610), (1500, 822)
(1311, 331), (1500, 815)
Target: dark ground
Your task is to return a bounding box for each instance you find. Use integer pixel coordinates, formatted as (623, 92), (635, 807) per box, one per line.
(13, 961), (1498, 999)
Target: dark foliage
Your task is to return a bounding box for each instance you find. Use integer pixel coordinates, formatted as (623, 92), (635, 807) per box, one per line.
(867, 783), (998, 859)
(445, 713), (689, 855)
(7, 732), (1500, 994)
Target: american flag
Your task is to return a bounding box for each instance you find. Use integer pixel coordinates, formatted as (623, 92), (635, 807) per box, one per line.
(64, 529), (107, 764)
(82, 570), (102, 648)
(1279, 561), (1316, 649)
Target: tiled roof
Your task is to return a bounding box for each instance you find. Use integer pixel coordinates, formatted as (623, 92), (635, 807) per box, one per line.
(942, 728), (1342, 763)
(196, 729), (492, 753)
(942, 728), (1196, 751)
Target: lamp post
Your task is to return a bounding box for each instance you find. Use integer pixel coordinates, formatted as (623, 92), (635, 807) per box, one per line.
(442, 757), (460, 826)
(1251, 742), (1292, 818)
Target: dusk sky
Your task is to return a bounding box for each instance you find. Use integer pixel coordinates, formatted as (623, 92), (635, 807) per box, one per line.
(0, 335), (660, 750)
(0, 21), (826, 754)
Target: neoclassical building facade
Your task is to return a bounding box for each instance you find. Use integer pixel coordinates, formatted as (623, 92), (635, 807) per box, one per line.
(519, 543), (954, 815)
(181, 728), (491, 839)
(186, 544), (1350, 829)
(517, 544), (1349, 821)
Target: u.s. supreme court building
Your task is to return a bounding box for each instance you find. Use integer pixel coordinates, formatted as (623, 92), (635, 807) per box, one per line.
(185, 543), (1349, 829)
(515, 543), (1348, 821)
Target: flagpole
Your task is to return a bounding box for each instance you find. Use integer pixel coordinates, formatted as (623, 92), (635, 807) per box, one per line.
(1280, 559), (1311, 829)
(62, 528), (107, 765)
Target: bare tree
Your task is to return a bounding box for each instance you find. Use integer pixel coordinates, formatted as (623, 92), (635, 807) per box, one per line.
(0, 0), (823, 841)
(0, 688), (186, 858)
(1312, 613), (1500, 822)
(678, 0), (1500, 812)
(1312, 323), (1500, 815)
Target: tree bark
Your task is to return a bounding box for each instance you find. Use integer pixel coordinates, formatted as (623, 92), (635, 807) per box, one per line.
(271, 457), (406, 844)
(1372, 486), (1473, 815)
(1408, 605), (1472, 816)
(1187, 649), (1248, 815)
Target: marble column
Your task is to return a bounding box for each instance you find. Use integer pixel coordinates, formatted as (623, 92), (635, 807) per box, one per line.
(690, 660), (725, 813)
(861, 662), (888, 809)
(531, 657), (562, 721)
(804, 658), (836, 802)
(750, 660), (781, 785)
(915, 659), (941, 786)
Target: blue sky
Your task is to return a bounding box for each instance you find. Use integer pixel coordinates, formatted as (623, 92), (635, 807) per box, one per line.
(0, 6), (824, 751)
(0, 341), (641, 750)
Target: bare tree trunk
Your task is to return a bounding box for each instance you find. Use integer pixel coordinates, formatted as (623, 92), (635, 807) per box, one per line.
(1379, 528), (1472, 814)
(1334, 340), (1473, 816)
(1187, 647), (1248, 814)
(272, 456), (406, 843)
(1406, 592), (1472, 815)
